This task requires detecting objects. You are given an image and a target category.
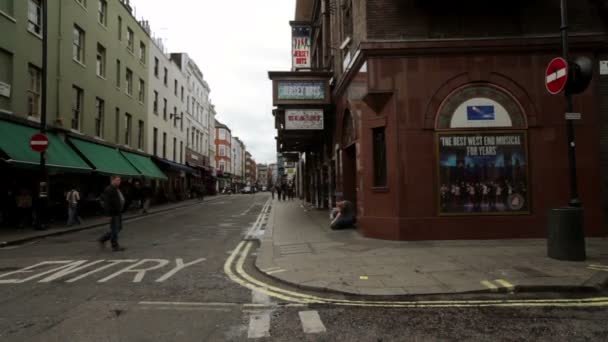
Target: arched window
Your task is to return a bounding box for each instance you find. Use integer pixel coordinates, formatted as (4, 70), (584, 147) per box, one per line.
(436, 84), (526, 130)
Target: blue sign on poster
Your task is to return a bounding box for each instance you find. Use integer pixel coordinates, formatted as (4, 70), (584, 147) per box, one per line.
(467, 105), (495, 121)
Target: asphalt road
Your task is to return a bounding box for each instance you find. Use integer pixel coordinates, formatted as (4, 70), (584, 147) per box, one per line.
(0, 193), (606, 341)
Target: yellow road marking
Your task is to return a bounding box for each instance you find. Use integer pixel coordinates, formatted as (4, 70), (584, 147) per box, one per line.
(588, 266), (608, 272)
(588, 265), (608, 269)
(481, 280), (498, 291)
(495, 279), (515, 290)
(223, 201), (608, 308)
(267, 269), (286, 275)
(232, 241), (608, 307)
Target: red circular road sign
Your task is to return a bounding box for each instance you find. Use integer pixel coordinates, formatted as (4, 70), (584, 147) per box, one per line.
(546, 57), (569, 95)
(30, 133), (49, 153)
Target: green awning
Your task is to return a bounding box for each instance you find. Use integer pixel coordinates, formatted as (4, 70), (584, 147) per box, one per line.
(121, 151), (167, 180)
(69, 138), (141, 177)
(0, 120), (91, 173)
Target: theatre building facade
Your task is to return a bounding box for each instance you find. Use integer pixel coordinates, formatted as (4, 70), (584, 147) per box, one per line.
(271, 0), (608, 240)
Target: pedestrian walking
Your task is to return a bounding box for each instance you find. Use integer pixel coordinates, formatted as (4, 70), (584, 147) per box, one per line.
(141, 183), (153, 214)
(66, 186), (81, 226)
(276, 185), (282, 201)
(288, 183), (294, 200)
(98, 175), (126, 252)
(281, 182), (287, 201)
(270, 186), (275, 199)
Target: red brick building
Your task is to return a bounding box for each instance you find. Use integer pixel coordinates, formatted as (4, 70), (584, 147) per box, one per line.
(270, 0), (608, 240)
(214, 120), (232, 190)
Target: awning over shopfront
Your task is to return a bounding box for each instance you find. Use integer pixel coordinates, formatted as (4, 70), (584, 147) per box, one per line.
(154, 158), (198, 175)
(68, 138), (141, 177)
(120, 151), (167, 180)
(0, 120), (92, 173)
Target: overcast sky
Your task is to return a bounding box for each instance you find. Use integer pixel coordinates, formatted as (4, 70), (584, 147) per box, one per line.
(130, 0), (295, 164)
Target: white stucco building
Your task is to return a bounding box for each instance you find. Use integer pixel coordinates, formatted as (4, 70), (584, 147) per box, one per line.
(147, 38), (187, 164)
(169, 53), (214, 169)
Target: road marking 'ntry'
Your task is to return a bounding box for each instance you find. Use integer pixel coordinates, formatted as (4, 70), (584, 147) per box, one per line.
(0, 258), (205, 284)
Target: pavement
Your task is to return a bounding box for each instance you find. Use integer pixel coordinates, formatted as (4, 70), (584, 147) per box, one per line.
(0, 195), (227, 247)
(255, 199), (608, 296)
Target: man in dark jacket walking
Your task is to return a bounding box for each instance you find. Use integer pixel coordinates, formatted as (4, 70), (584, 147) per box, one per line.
(99, 175), (126, 251)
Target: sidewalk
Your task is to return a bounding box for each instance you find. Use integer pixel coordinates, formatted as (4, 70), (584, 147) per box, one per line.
(256, 200), (608, 296)
(0, 195), (227, 247)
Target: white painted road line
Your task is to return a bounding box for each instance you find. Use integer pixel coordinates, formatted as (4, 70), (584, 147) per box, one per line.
(252, 290), (272, 306)
(298, 310), (326, 334)
(247, 312), (271, 339)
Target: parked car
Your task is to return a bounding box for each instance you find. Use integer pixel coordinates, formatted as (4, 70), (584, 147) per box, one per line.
(262, 186), (267, 192)
(241, 186), (252, 194)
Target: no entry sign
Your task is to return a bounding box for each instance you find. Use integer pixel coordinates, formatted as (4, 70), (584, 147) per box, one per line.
(30, 133), (49, 153)
(546, 57), (568, 95)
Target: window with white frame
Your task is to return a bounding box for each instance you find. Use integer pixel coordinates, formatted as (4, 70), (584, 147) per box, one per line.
(126, 68), (133, 95)
(73, 25), (85, 63)
(95, 97), (105, 138)
(117, 16), (122, 40)
(114, 107), (120, 143)
(124, 113), (132, 146)
(127, 27), (134, 52)
(96, 43), (106, 77)
(27, 64), (42, 118)
(98, 0), (107, 26)
(139, 41), (146, 64)
(138, 78), (145, 102)
(115, 59), (121, 87)
(72, 86), (83, 130)
(153, 91), (158, 114)
(137, 120), (144, 150)
(28, 0), (43, 36)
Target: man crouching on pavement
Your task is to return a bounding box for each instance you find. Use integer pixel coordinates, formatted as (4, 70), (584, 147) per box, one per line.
(99, 175), (126, 251)
(330, 199), (356, 230)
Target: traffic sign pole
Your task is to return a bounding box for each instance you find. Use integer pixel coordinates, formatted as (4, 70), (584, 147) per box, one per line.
(560, 0), (580, 207)
(546, 0), (586, 262)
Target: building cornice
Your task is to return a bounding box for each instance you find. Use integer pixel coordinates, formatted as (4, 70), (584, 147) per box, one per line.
(333, 33), (608, 99)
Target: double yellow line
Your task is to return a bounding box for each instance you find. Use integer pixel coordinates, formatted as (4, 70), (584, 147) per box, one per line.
(223, 201), (608, 308)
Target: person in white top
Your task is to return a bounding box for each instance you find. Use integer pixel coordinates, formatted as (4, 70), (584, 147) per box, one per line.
(66, 187), (81, 226)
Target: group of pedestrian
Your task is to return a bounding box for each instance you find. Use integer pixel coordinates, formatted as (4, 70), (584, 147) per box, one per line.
(271, 182), (295, 201)
(0, 187), (47, 230)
